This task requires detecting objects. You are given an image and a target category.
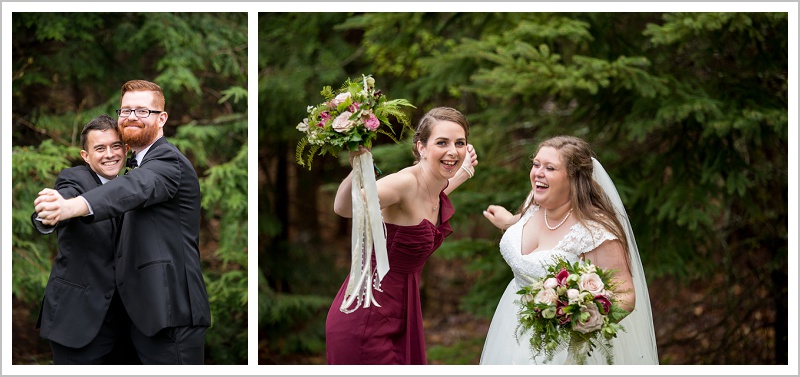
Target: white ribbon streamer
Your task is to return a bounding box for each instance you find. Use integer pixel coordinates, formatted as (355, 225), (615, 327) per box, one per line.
(340, 151), (390, 313)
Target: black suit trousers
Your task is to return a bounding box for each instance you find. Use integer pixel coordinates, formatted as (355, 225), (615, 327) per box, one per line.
(50, 291), (140, 365)
(128, 324), (207, 365)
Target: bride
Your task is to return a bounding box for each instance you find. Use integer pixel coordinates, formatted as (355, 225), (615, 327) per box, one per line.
(480, 135), (658, 365)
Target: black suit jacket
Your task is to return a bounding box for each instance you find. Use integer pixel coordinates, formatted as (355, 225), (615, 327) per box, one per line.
(82, 137), (211, 336)
(32, 165), (118, 348)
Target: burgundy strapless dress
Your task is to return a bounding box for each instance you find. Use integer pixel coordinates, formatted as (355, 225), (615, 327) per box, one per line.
(325, 191), (454, 365)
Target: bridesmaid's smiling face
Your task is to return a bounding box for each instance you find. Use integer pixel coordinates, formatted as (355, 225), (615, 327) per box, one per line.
(530, 146), (570, 209)
(417, 120), (467, 179)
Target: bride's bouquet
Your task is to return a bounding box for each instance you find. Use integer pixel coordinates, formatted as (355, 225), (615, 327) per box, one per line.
(516, 257), (630, 364)
(296, 75), (415, 314)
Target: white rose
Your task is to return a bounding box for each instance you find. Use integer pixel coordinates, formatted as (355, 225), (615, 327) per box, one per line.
(332, 111), (354, 133)
(543, 277), (558, 289)
(533, 288), (558, 306)
(520, 293), (535, 305)
(580, 263), (597, 274)
(296, 118), (309, 132)
(567, 288), (581, 304)
(578, 272), (605, 296)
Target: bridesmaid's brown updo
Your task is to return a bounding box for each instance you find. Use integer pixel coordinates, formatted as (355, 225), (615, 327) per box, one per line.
(411, 107), (470, 162)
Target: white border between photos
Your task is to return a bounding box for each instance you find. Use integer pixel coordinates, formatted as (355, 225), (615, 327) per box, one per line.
(246, 8), (259, 372)
(2, 1), (798, 376)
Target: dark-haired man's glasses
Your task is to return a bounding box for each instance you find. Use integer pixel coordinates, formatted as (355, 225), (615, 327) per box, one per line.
(116, 108), (163, 118)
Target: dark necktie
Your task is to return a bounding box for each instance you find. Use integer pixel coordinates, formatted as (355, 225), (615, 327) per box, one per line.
(125, 152), (138, 175)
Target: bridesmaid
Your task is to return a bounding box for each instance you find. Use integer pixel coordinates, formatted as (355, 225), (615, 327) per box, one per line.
(326, 107), (477, 364)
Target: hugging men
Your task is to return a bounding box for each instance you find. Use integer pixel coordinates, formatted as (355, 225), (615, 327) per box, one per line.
(34, 80), (211, 364)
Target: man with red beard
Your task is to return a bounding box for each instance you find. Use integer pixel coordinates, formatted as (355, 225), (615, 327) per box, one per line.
(34, 80), (211, 364)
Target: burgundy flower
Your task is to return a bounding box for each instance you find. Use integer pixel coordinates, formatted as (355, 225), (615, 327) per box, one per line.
(556, 267), (570, 286)
(555, 301), (570, 325)
(595, 295), (612, 314)
(555, 300), (567, 316)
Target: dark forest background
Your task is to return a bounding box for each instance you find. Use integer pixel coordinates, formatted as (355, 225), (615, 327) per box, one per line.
(258, 12), (788, 365)
(10, 13), (248, 364)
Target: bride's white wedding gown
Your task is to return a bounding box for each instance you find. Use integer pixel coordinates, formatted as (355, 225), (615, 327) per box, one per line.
(480, 204), (659, 365)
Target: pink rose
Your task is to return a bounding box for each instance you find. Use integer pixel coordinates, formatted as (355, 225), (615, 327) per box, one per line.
(579, 272), (605, 296)
(534, 288), (558, 306)
(331, 92), (351, 107)
(364, 112), (379, 131)
(572, 304), (604, 334)
(332, 111), (354, 133)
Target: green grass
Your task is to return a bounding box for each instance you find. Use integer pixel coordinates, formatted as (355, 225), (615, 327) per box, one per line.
(427, 336), (486, 365)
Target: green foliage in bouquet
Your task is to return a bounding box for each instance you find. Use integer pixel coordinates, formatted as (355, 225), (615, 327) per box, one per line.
(295, 74), (416, 169)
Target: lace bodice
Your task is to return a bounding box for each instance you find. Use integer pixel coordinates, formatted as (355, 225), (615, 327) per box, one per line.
(499, 205), (617, 289)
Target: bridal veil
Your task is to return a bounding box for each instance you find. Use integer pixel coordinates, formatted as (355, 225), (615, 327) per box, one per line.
(592, 157), (659, 364)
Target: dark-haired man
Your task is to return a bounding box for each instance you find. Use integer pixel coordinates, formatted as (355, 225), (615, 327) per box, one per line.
(32, 114), (139, 364)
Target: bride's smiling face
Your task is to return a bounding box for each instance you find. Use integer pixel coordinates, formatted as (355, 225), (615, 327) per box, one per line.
(530, 146), (570, 208)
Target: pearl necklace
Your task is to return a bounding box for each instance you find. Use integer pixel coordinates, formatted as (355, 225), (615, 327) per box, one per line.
(544, 208), (573, 230)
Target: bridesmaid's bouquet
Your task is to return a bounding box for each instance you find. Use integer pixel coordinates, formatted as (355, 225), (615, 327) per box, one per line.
(295, 74), (415, 169)
(296, 75), (415, 314)
(516, 257), (630, 364)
